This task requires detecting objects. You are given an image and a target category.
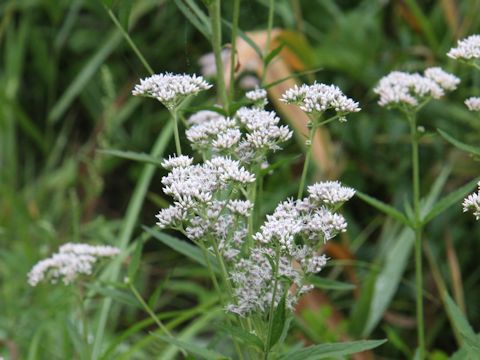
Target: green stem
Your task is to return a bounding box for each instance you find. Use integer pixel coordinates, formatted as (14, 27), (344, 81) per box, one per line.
(297, 121), (317, 199)
(128, 281), (173, 338)
(261, 0), (275, 85)
(77, 284), (90, 359)
(91, 123), (173, 359)
(408, 112), (425, 359)
(209, 0), (229, 108)
(229, 0), (240, 103)
(171, 109), (182, 155)
(264, 245), (280, 359)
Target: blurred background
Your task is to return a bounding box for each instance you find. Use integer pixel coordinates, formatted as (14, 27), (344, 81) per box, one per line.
(1, 0), (479, 358)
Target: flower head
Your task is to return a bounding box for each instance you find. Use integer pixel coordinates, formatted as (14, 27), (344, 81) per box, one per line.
(374, 68), (458, 108)
(447, 34), (480, 60)
(465, 97), (480, 112)
(246, 88), (268, 108)
(463, 182), (480, 220)
(132, 73), (212, 110)
(281, 83), (360, 119)
(28, 243), (120, 286)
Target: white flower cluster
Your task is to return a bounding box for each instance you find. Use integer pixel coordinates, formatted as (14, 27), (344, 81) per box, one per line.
(447, 34), (480, 61)
(227, 181), (354, 315)
(186, 107), (292, 163)
(374, 68), (459, 108)
(280, 82), (360, 119)
(465, 97), (480, 112)
(28, 243), (120, 286)
(156, 155), (255, 256)
(246, 88), (268, 108)
(463, 182), (480, 220)
(132, 73), (212, 110)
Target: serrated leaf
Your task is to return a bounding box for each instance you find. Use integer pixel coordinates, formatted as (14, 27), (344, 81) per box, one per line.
(98, 149), (164, 166)
(143, 227), (219, 273)
(218, 324), (264, 349)
(153, 335), (229, 359)
(278, 339), (387, 360)
(438, 129), (480, 157)
(268, 291), (287, 350)
(356, 190), (411, 226)
(307, 276), (356, 291)
(422, 177), (480, 225)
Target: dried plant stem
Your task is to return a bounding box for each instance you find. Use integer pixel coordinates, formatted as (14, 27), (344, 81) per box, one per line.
(408, 111), (425, 359)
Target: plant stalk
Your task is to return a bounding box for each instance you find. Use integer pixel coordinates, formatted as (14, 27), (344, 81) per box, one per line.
(408, 112), (425, 359)
(229, 0), (240, 103)
(264, 245), (281, 359)
(297, 120), (317, 199)
(171, 109), (182, 155)
(209, 0), (229, 108)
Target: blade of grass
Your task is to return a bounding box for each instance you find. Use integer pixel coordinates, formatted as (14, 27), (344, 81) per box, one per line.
(92, 121), (174, 359)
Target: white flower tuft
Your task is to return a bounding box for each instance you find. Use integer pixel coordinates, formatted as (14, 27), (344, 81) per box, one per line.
(227, 199), (254, 217)
(161, 155), (194, 170)
(424, 67), (460, 91)
(28, 243), (120, 286)
(463, 182), (480, 220)
(374, 71), (446, 108)
(307, 181), (356, 205)
(132, 73), (212, 109)
(447, 34), (480, 60)
(280, 83), (360, 116)
(465, 97), (480, 112)
(246, 88), (268, 107)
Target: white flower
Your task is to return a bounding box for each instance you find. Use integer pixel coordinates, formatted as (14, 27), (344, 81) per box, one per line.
(424, 67), (460, 91)
(156, 204), (187, 228)
(132, 73), (212, 109)
(281, 83), (361, 116)
(161, 155), (194, 170)
(374, 71), (445, 108)
(308, 181), (356, 205)
(246, 88), (268, 107)
(227, 200), (253, 217)
(465, 97), (480, 112)
(28, 243), (120, 286)
(463, 182), (480, 220)
(212, 128), (242, 150)
(447, 34), (480, 60)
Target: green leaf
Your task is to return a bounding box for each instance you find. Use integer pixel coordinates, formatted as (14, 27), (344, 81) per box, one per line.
(98, 149), (164, 166)
(444, 291), (480, 357)
(223, 19), (263, 60)
(363, 228), (414, 336)
(422, 177), (480, 225)
(153, 335), (229, 360)
(143, 227), (219, 273)
(218, 324), (264, 350)
(268, 291), (287, 350)
(117, 0), (133, 29)
(307, 276), (356, 291)
(420, 165), (451, 219)
(356, 190), (411, 226)
(127, 239), (143, 282)
(278, 339), (387, 360)
(264, 42), (285, 67)
(175, 0), (212, 41)
(438, 128), (480, 157)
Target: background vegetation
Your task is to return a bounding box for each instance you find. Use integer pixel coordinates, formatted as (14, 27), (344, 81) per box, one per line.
(1, 0), (479, 358)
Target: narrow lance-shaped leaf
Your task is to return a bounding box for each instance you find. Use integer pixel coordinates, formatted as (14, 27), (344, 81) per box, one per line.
(98, 149), (164, 166)
(153, 335), (229, 360)
(268, 291), (287, 350)
(278, 339), (388, 360)
(438, 128), (480, 157)
(422, 177), (480, 225)
(356, 190), (412, 227)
